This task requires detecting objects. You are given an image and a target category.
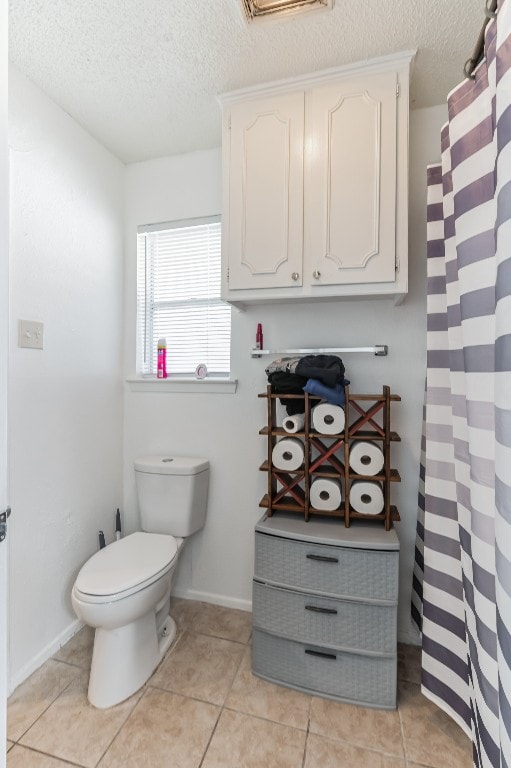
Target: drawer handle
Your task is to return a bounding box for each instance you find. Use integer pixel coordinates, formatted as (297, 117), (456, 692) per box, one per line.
(305, 605), (338, 615)
(306, 554), (339, 564)
(305, 649), (337, 660)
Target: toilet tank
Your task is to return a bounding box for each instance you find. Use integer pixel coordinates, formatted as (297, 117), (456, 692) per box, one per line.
(134, 455), (209, 537)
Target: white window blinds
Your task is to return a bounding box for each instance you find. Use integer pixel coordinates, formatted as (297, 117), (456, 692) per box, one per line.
(137, 217), (231, 376)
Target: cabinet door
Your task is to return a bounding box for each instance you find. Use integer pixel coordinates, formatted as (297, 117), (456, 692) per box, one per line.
(309, 71), (397, 285)
(227, 92), (304, 290)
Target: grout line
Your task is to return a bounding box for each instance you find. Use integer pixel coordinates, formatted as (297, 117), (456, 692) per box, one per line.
(301, 697), (313, 768)
(195, 621), (244, 768)
(49, 658), (90, 672)
(9, 743), (87, 767)
(303, 728), (406, 762)
(10, 663), (81, 745)
(221, 702), (311, 733)
(197, 705), (223, 768)
(146, 682), (227, 710)
(92, 685), (149, 767)
(188, 628), (252, 646)
(398, 692), (409, 768)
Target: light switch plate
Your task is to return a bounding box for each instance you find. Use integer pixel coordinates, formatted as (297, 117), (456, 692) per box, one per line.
(18, 320), (44, 350)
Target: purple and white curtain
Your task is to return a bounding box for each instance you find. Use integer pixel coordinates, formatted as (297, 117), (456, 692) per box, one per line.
(412, 1), (511, 766)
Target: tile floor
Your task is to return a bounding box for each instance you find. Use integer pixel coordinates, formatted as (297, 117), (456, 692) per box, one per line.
(6, 599), (473, 768)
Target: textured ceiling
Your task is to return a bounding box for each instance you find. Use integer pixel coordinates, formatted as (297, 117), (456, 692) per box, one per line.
(9, 0), (484, 163)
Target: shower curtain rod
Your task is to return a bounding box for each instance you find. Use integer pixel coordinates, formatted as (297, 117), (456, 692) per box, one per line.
(464, 0), (498, 78)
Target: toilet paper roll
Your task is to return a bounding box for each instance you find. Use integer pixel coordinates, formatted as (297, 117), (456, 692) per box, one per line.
(310, 478), (342, 511)
(312, 403), (345, 435)
(272, 438), (305, 471)
(349, 441), (385, 476)
(350, 481), (384, 515)
(282, 413), (306, 434)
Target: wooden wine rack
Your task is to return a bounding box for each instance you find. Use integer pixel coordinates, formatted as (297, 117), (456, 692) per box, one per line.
(258, 385), (401, 531)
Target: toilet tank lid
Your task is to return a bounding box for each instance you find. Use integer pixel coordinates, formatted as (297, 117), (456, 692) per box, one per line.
(134, 455), (209, 475)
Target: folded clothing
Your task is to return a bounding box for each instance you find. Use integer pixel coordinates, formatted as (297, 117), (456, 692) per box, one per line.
(265, 357), (301, 377)
(303, 378), (349, 406)
(267, 371), (307, 415)
(295, 355), (345, 388)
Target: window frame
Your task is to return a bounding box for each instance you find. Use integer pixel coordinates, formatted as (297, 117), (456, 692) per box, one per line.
(136, 215), (231, 378)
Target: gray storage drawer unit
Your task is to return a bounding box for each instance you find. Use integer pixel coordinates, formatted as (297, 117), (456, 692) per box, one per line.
(252, 513), (400, 709)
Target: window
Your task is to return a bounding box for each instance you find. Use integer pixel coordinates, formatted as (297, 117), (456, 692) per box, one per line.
(137, 216), (231, 377)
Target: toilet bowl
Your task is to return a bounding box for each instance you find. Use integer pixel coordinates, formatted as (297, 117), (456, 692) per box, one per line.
(72, 531), (181, 708)
(72, 455), (209, 709)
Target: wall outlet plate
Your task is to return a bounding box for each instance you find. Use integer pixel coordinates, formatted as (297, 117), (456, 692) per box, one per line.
(18, 320), (44, 350)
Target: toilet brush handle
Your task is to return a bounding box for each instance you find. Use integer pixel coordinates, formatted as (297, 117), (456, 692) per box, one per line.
(115, 509), (121, 540)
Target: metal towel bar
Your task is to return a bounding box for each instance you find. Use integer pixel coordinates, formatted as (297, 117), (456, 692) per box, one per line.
(251, 345), (388, 358)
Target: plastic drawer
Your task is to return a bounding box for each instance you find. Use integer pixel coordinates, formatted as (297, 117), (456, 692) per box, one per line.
(254, 532), (399, 602)
(252, 628), (397, 709)
(252, 580), (397, 654)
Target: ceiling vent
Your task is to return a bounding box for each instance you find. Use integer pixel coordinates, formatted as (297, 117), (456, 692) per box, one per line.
(240, 0), (334, 23)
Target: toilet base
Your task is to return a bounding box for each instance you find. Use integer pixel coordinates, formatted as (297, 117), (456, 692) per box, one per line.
(88, 613), (177, 709)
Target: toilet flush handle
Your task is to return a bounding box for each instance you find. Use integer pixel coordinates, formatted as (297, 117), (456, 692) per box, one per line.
(0, 506), (11, 543)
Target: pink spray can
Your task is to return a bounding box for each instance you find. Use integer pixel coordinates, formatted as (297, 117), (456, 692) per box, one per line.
(157, 338), (167, 378)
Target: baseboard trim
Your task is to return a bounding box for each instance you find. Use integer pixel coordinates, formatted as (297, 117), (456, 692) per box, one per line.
(172, 586), (252, 613)
(9, 591), (252, 694)
(9, 618), (83, 695)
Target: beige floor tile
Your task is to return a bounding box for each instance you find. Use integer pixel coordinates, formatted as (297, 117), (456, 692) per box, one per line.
(53, 625), (95, 670)
(7, 745), (77, 767)
(399, 682), (472, 768)
(304, 733), (406, 768)
(7, 660), (79, 741)
(225, 646), (311, 730)
(19, 670), (142, 768)
(397, 643), (422, 685)
(309, 696), (404, 758)
(190, 602), (252, 643)
(201, 709), (306, 768)
(7, 740), (14, 752)
(169, 597), (202, 631)
(150, 630), (244, 705)
(98, 687), (219, 768)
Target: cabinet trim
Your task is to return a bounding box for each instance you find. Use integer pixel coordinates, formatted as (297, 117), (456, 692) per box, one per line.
(218, 50), (416, 105)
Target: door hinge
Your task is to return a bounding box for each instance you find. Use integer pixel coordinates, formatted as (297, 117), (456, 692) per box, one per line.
(395, 257), (400, 273)
(227, 267), (230, 283)
(0, 506), (11, 543)
(396, 82), (400, 98)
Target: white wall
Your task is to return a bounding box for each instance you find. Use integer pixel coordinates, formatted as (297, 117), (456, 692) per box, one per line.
(1, 0), (9, 757)
(124, 103), (448, 644)
(8, 67), (125, 688)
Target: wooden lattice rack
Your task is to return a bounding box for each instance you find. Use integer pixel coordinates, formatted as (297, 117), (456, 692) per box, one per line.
(258, 385), (401, 531)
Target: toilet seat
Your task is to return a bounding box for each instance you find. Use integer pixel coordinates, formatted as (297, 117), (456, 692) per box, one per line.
(74, 532), (178, 604)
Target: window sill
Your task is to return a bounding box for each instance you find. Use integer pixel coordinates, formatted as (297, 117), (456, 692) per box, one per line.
(126, 376), (238, 394)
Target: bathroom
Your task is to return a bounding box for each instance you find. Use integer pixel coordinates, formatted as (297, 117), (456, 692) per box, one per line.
(1, 1), (508, 767)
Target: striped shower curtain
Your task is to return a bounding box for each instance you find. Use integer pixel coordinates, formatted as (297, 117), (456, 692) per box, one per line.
(412, 2), (511, 766)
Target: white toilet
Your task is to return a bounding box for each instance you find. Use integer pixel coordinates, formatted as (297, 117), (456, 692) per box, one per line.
(71, 455), (209, 709)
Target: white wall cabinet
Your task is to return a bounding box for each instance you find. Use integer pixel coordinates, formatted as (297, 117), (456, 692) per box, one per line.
(227, 92), (304, 290)
(220, 52), (414, 307)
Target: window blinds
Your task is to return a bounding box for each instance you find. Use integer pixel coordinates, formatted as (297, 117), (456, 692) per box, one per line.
(137, 218), (231, 376)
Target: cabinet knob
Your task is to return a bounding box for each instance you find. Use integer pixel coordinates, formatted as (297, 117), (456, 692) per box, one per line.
(312, 270), (321, 280)
(291, 272), (300, 281)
